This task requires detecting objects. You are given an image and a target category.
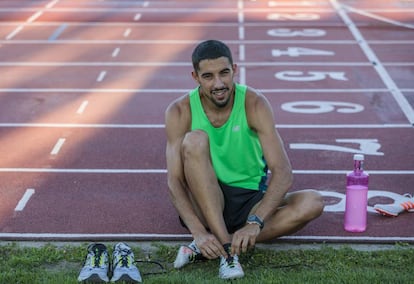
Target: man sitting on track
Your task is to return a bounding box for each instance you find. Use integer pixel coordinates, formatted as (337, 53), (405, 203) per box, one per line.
(164, 39), (324, 280)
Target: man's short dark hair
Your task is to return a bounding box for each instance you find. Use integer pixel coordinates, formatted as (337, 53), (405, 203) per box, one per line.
(191, 40), (233, 73)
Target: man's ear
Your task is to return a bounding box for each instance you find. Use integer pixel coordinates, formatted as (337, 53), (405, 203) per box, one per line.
(191, 70), (199, 82)
(232, 63), (238, 74)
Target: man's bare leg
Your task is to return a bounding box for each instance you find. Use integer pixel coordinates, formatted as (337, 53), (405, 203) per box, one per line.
(181, 130), (232, 246)
(255, 189), (324, 242)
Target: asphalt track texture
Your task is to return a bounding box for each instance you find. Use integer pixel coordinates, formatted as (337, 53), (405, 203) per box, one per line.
(0, 0), (413, 243)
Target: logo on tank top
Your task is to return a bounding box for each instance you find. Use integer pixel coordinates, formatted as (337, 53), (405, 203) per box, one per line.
(232, 125), (241, 132)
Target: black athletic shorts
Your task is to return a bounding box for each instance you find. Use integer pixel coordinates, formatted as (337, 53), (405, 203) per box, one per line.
(179, 181), (265, 234)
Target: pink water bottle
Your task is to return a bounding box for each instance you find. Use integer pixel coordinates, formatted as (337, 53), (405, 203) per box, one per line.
(344, 154), (369, 232)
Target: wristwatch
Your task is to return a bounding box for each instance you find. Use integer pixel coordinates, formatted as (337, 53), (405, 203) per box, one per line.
(246, 214), (264, 230)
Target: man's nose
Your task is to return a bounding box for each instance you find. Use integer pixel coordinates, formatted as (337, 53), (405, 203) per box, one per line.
(213, 75), (225, 88)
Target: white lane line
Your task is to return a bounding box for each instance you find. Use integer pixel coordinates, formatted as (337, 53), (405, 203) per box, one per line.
(276, 124), (412, 128)
(0, 61), (382, 67)
(237, 0), (246, 85)
(239, 67), (246, 85)
(331, 0), (414, 125)
(0, 233), (412, 242)
(0, 168), (168, 174)
(0, 168), (413, 174)
(0, 233), (191, 241)
(76, 100), (89, 114)
(5, 25), (23, 40)
(0, 123), (411, 129)
(50, 138), (66, 155)
(0, 123), (165, 128)
(0, 7), (346, 13)
(268, 0), (315, 6)
(0, 61), (190, 67)
(111, 47), (120, 57)
(96, 71), (107, 82)
(344, 4), (414, 29)
(238, 45), (245, 61)
(45, 0), (60, 9)
(134, 13), (142, 21)
(0, 39), (360, 44)
(6, 0), (57, 40)
(237, 0), (244, 39)
(123, 28), (131, 38)
(260, 88), (394, 93)
(14, 189), (35, 211)
(238, 26), (245, 40)
(27, 11), (43, 23)
(0, 88), (394, 93)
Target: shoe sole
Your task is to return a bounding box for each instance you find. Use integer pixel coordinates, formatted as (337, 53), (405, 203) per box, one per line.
(375, 207), (414, 217)
(219, 272), (245, 280)
(374, 208), (399, 217)
(79, 273), (109, 282)
(110, 274), (141, 283)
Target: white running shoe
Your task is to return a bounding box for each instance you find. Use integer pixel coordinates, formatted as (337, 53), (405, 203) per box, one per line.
(174, 240), (204, 269)
(110, 242), (142, 283)
(77, 243), (110, 283)
(374, 193), (414, 217)
(219, 254), (245, 280)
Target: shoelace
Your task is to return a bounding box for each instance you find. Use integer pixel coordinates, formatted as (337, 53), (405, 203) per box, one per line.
(91, 247), (105, 268)
(222, 243), (236, 268)
(113, 249), (167, 273)
(225, 256), (236, 268)
(403, 193), (413, 199)
(115, 248), (133, 268)
(185, 245), (207, 262)
(401, 193), (414, 210)
(134, 260), (167, 275)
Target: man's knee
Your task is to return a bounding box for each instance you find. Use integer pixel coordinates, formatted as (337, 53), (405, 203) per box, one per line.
(298, 190), (324, 221)
(284, 190), (324, 222)
(181, 130), (210, 158)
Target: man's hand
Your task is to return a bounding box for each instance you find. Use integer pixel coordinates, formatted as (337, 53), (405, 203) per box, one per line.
(194, 233), (228, 259)
(231, 224), (261, 256)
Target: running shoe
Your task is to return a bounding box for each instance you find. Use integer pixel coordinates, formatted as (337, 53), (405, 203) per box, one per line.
(77, 243), (110, 283)
(173, 240), (205, 269)
(374, 193), (414, 217)
(110, 242), (142, 283)
(219, 254), (244, 280)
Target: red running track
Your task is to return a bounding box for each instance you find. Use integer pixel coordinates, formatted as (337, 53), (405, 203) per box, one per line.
(0, 0), (413, 243)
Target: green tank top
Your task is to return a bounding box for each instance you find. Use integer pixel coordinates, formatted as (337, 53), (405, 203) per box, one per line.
(189, 83), (268, 190)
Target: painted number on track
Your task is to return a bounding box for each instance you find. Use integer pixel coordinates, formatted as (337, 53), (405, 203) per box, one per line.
(267, 13), (320, 21)
(321, 190), (405, 213)
(281, 101), (364, 114)
(268, 1), (315, 7)
(272, 47), (335, 57)
(275, 71), (348, 81)
(290, 139), (384, 156)
(267, 28), (326, 37)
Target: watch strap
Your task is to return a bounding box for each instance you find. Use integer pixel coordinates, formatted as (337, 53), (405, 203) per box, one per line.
(246, 214), (264, 229)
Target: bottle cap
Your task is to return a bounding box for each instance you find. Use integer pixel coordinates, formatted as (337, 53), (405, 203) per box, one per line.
(353, 154), (364, 161)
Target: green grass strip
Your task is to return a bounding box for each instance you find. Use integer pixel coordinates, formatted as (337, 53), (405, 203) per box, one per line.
(1, 242), (412, 283)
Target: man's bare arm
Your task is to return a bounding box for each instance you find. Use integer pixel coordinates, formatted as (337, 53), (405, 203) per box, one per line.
(165, 99), (206, 234)
(165, 98), (227, 259)
(248, 90), (293, 222)
(231, 89), (293, 255)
